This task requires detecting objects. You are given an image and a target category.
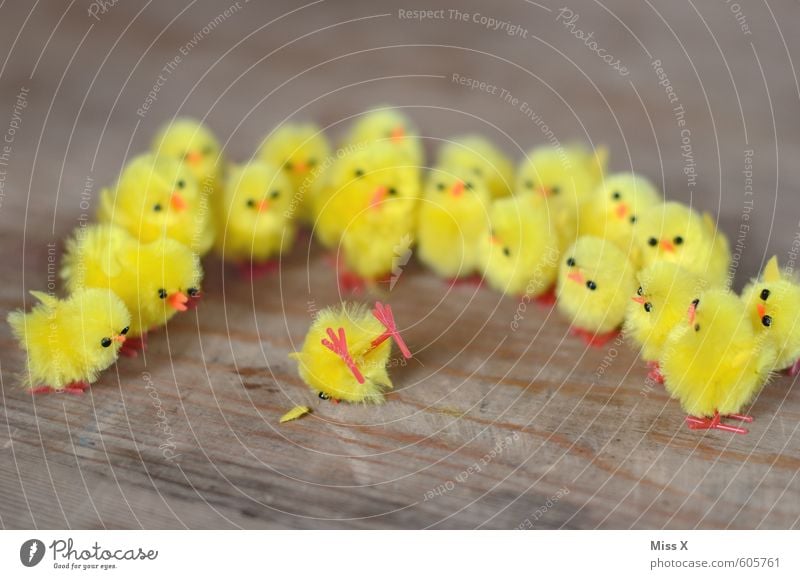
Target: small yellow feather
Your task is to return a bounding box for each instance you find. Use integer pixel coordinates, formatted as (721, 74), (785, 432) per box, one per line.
(280, 406), (311, 423)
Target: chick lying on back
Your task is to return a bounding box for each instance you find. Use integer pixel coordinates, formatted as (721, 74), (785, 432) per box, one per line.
(417, 166), (491, 280)
(478, 195), (560, 298)
(438, 135), (513, 199)
(580, 172), (662, 263)
(97, 153), (213, 255)
(7, 289), (130, 393)
(342, 106), (424, 166)
(257, 122), (331, 225)
(741, 256), (800, 374)
(661, 288), (776, 434)
(215, 161), (296, 278)
(633, 201), (730, 287)
(61, 224), (202, 354)
(557, 236), (636, 345)
(290, 301), (412, 403)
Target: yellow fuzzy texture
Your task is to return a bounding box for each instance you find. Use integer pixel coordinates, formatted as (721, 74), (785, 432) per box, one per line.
(279, 405), (311, 423)
(61, 224), (203, 338)
(741, 256), (800, 370)
(479, 195), (561, 297)
(624, 262), (710, 362)
(290, 303), (393, 403)
(7, 289), (131, 390)
(417, 166), (491, 279)
(580, 173), (662, 264)
(438, 135), (514, 199)
(257, 122), (331, 224)
(633, 201), (731, 287)
(557, 236), (636, 334)
(661, 289), (776, 418)
(341, 106), (424, 167)
(97, 153), (214, 255)
(215, 161), (296, 263)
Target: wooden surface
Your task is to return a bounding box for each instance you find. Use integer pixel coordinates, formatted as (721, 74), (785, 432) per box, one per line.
(1, 0), (800, 529)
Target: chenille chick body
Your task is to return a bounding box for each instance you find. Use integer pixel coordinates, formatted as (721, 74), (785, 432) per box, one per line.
(7, 289), (131, 391)
(438, 135), (514, 199)
(342, 106), (424, 167)
(97, 153), (213, 255)
(417, 166), (491, 279)
(741, 256), (800, 372)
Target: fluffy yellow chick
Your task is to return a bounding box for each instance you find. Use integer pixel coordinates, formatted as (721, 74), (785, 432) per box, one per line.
(633, 201), (731, 286)
(61, 224), (203, 356)
(290, 301), (412, 403)
(478, 195), (561, 300)
(417, 166), (491, 280)
(741, 256), (800, 374)
(151, 117), (224, 201)
(98, 153), (214, 255)
(7, 289), (130, 393)
(624, 261), (709, 382)
(438, 135), (514, 199)
(557, 236), (636, 345)
(257, 122), (331, 225)
(342, 106), (424, 166)
(661, 288), (776, 434)
(215, 161), (296, 279)
(580, 172), (662, 263)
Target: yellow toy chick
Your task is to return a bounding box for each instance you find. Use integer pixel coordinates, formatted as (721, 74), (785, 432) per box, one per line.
(7, 289), (131, 393)
(661, 288), (776, 434)
(290, 301), (412, 403)
(61, 224), (203, 356)
(478, 195), (561, 301)
(257, 122), (331, 225)
(98, 153), (214, 255)
(215, 161), (296, 279)
(625, 261), (709, 382)
(417, 166), (491, 280)
(342, 106), (424, 166)
(557, 236), (636, 346)
(633, 201), (730, 287)
(437, 135), (514, 199)
(580, 172), (662, 262)
(741, 256), (800, 375)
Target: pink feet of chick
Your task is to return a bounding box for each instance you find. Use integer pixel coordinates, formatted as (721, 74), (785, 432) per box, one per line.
(686, 410), (752, 435)
(570, 327), (620, 347)
(31, 381), (90, 395)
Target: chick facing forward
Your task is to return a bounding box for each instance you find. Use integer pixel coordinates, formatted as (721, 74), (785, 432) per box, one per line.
(215, 161), (296, 279)
(478, 195), (561, 300)
(290, 301), (412, 403)
(7, 289), (131, 393)
(741, 256), (800, 374)
(557, 236), (636, 346)
(61, 224), (203, 355)
(633, 201), (730, 287)
(257, 122), (331, 224)
(342, 106), (424, 166)
(417, 166), (491, 280)
(661, 289), (776, 434)
(97, 153), (213, 255)
(438, 135), (514, 199)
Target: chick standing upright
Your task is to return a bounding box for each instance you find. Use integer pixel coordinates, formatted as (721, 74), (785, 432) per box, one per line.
(7, 289), (131, 393)
(437, 135), (514, 199)
(661, 289), (776, 434)
(342, 106), (424, 167)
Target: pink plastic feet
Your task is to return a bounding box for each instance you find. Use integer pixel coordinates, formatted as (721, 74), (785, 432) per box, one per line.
(186, 292), (203, 310)
(533, 286), (557, 308)
(372, 302), (412, 359)
(685, 410), (752, 435)
(31, 381), (90, 395)
(321, 327), (365, 384)
(338, 270), (365, 294)
(236, 259), (278, 281)
(786, 358), (800, 377)
(119, 333), (147, 358)
(570, 327), (619, 348)
(646, 361), (665, 384)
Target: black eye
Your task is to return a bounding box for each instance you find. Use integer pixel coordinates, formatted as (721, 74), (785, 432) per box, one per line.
(551, 186), (560, 195)
(648, 237), (658, 247)
(630, 216), (637, 224)
(524, 180), (534, 189)
(158, 288), (168, 299)
(388, 188), (397, 196)
(153, 203), (163, 212)
(270, 190), (280, 199)
(612, 191), (621, 200)
(436, 182), (446, 191)
(586, 280), (597, 290)
(674, 236), (684, 245)
(644, 302), (653, 312)
(760, 288), (770, 301)
(188, 288), (199, 297)
(247, 199), (256, 208)
(121, 326), (129, 335)
(566, 257), (576, 267)
(502, 247), (511, 257)
(762, 315), (773, 327)
(101, 337), (112, 348)
(637, 286), (643, 296)
(177, 180), (186, 189)
(354, 169), (364, 178)
(694, 323), (701, 332)
(465, 182), (474, 190)
(691, 298), (700, 308)
(318, 391), (330, 400)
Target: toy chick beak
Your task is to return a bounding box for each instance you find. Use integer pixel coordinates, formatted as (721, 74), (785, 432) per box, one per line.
(390, 126), (405, 143)
(292, 160), (308, 174)
(168, 291), (189, 312)
(256, 199), (270, 213)
(537, 185), (551, 197)
(171, 192), (188, 212)
(113, 334), (126, 343)
(369, 186), (387, 209)
(616, 203), (629, 219)
(567, 270), (585, 284)
(687, 303), (697, 325)
(451, 180), (465, 198)
(660, 239), (675, 253)
(632, 296), (646, 304)
(757, 303), (767, 318)
(489, 234), (500, 246)
(185, 151), (203, 166)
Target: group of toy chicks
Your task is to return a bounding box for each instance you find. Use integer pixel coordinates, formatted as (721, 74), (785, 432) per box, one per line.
(8, 105), (800, 435)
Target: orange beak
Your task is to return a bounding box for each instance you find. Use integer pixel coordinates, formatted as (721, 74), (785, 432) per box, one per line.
(390, 126), (405, 143)
(256, 199), (270, 213)
(369, 186), (387, 209)
(616, 203), (629, 219)
(171, 192), (188, 212)
(113, 334), (126, 343)
(185, 151), (203, 166)
(537, 185), (551, 197)
(687, 303), (697, 325)
(660, 239), (675, 253)
(292, 160), (308, 174)
(168, 291), (189, 312)
(567, 271), (585, 284)
(489, 234), (500, 246)
(631, 296), (646, 304)
(757, 303), (767, 318)
(451, 180), (465, 198)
